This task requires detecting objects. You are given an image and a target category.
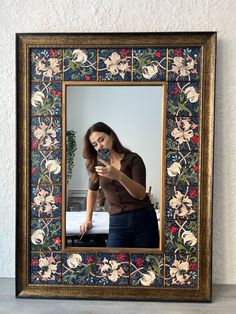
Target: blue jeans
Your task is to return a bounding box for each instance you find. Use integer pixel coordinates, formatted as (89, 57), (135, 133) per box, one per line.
(107, 207), (159, 248)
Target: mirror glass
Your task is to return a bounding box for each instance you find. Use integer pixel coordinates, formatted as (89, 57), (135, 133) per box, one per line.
(66, 85), (163, 248)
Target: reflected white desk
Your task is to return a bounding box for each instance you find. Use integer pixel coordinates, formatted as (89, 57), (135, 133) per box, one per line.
(66, 211), (109, 236)
(66, 210), (160, 236)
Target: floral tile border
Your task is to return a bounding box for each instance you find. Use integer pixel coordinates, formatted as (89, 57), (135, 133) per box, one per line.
(167, 82), (200, 117)
(31, 82), (62, 116)
(165, 185), (198, 220)
(30, 252), (62, 284)
(31, 116), (62, 150)
(31, 218), (61, 251)
(130, 254), (163, 287)
(95, 253), (129, 286)
(62, 253), (96, 285)
(133, 48), (167, 81)
(168, 47), (201, 82)
(166, 151), (199, 185)
(165, 220), (198, 255)
(165, 254), (198, 287)
(166, 117), (199, 151)
(64, 48), (97, 81)
(31, 49), (62, 81)
(28, 45), (202, 289)
(31, 150), (62, 184)
(31, 184), (62, 218)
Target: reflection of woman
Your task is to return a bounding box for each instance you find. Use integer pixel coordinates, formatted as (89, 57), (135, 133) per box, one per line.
(80, 122), (159, 248)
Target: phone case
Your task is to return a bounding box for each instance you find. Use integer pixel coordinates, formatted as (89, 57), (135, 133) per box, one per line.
(97, 148), (110, 165)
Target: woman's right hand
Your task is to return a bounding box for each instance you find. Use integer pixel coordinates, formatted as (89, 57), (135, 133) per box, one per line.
(80, 220), (93, 233)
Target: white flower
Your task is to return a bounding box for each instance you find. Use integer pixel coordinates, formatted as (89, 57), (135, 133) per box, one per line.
(31, 91), (45, 107)
(182, 231), (197, 246)
(140, 271), (156, 286)
(72, 49), (88, 63)
(169, 191), (194, 218)
(170, 259), (190, 285)
(142, 64), (158, 79)
(171, 56), (196, 77)
(36, 57), (60, 79)
(67, 254), (82, 268)
(171, 119), (195, 145)
(99, 258), (125, 283)
(38, 256), (57, 281)
(31, 229), (45, 245)
(167, 162), (181, 177)
(34, 122), (57, 149)
(184, 86), (199, 103)
(45, 159), (61, 174)
(104, 52), (130, 78)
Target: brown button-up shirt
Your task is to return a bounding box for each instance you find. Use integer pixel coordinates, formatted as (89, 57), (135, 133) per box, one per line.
(89, 152), (152, 215)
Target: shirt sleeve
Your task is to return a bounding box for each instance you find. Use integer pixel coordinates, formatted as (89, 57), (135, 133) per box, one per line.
(131, 154), (146, 188)
(88, 178), (100, 191)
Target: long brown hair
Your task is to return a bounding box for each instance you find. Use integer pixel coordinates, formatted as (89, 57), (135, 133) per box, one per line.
(82, 122), (130, 183)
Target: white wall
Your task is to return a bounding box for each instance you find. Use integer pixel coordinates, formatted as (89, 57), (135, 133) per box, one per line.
(0, 0), (235, 284)
(67, 86), (162, 205)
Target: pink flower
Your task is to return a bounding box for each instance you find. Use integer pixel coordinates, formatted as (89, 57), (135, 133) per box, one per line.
(193, 165), (199, 172)
(115, 254), (126, 263)
(189, 189), (198, 199)
(86, 256), (93, 263)
(54, 237), (61, 245)
(32, 140), (38, 150)
(191, 135), (199, 144)
(154, 51), (161, 58)
(135, 257), (144, 267)
(55, 195), (62, 204)
(170, 226), (178, 234)
(31, 167), (37, 176)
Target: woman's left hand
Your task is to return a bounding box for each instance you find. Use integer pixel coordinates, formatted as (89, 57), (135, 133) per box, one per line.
(95, 159), (123, 181)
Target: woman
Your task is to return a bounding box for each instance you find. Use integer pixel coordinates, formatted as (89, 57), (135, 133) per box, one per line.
(80, 121), (159, 248)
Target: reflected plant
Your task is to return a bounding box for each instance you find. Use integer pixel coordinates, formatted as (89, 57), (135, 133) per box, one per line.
(66, 130), (77, 184)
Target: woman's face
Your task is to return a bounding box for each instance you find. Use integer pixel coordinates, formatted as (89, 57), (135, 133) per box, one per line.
(89, 131), (113, 152)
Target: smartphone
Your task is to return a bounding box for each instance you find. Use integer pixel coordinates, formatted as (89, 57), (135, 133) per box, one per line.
(97, 148), (110, 166)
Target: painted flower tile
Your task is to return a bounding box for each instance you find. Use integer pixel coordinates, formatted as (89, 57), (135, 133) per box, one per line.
(98, 48), (132, 81)
(31, 150), (62, 184)
(62, 253), (96, 285)
(166, 117), (199, 151)
(165, 220), (198, 255)
(165, 185), (198, 220)
(63, 48), (97, 81)
(31, 184), (62, 218)
(166, 151), (199, 185)
(95, 253), (129, 285)
(130, 254), (163, 287)
(31, 82), (62, 116)
(167, 82), (200, 116)
(168, 47), (201, 82)
(31, 48), (62, 81)
(165, 254), (198, 287)
(133, 48), (167, 81)
(31, 117), (62, 150)
(30, 252), (62, 284)
(31, 218), (61, 251)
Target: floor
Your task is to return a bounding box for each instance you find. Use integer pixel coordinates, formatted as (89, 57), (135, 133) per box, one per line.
(0, 278), (236, 314)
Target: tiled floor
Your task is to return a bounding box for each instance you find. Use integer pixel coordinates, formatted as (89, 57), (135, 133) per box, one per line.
(0, 278), (236, 314)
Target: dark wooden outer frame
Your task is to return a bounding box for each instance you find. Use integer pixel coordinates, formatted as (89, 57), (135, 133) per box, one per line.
(16, 32), (216, 301)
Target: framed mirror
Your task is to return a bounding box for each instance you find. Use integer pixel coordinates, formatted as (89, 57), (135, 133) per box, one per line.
(16, 32), (216, 301)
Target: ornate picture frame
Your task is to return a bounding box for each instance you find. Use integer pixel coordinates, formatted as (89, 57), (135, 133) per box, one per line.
(16, 32), (216, 301)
